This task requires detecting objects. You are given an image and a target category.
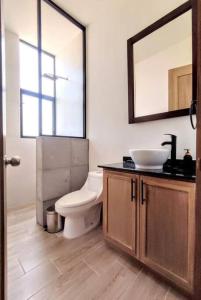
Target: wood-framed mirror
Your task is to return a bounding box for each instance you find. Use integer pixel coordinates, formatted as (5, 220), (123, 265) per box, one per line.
(127, 0), (196, 124)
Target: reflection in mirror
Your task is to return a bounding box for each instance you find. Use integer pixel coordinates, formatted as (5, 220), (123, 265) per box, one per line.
(41, 1), (85, 137)
(134, 10), (192, 118)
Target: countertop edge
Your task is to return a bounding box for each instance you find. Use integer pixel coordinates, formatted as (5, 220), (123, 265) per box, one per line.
(98, 164), (196, 183)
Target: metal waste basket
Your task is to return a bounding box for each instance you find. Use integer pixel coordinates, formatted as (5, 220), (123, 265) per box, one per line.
(46, 206), (63, 233)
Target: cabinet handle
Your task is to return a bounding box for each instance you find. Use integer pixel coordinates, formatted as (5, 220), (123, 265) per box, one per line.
(141, 180), (146, 205)
(131, 179), (136, 201)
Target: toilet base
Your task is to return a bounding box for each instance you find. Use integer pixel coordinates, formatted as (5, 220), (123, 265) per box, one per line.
(63, 204), (102, 239)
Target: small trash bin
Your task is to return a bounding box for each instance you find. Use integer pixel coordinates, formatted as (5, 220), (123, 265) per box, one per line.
(46, 206), (63, 233)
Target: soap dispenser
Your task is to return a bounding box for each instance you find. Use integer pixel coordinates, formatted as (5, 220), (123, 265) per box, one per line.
(183, 149), (193, 173)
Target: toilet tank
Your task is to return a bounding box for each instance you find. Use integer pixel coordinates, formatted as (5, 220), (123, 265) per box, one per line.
(82, 171), (103, 196)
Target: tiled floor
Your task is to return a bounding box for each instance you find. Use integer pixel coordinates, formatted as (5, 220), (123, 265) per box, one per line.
(7, 205), (188, 300)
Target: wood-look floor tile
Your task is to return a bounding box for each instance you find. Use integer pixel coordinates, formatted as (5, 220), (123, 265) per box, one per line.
(70, 260), (142, 300)
(7, 206), (36, 226)
(165, 288), (188, 300)
(119, 269), (169, 300)
(8, 260), (60, 300)
(18, 235), (61, 272)
(29, 260), (96, 300)
(117, 250), (142, 272)
(8, 227), (57, 258)
(7, 257), (25, 282)
(82, 242), (120, 275)
(7, 204), (187, 300)
(54, 229), (103, 274)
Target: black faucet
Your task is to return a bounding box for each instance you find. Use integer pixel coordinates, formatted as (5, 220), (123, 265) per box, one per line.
(161, 134), (177, 166)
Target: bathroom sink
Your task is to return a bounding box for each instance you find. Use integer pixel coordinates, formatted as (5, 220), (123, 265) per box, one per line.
(129, 149), (170, 170)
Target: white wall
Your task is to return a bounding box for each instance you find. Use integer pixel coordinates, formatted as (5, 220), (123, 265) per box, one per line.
(86, 0), (196, 170)
(5, 30), (36, 210)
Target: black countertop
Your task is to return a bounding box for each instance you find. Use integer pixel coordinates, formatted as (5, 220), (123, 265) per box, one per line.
(98, 162), (196, 183)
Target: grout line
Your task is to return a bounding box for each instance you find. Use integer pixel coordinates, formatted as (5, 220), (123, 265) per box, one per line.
(26, 264), (62, 300)
(115, 267), (144, 300)
(17, 258), (26, 275)
(49, 258), (63, 276)
(129, 266), (143, 283)
(82, 241), (104, 261)
(82, 258), (100, 276)
(19, 261), (44, 275)
(17, 259), (53, 275)
(164, 287), (171, 300)
(26, 274), (60, 300)
(116, 257), (142, 276)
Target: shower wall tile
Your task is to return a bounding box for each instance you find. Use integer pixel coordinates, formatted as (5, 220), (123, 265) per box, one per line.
(71, 138), (89, 166)
(38, 137), (72, 170)
(71, 165), (89, 192)
(42, 168), (71, 201)
(36, 137), (89, 226)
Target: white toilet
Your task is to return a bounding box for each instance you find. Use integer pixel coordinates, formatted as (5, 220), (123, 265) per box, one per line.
(55, 171), (103, 239)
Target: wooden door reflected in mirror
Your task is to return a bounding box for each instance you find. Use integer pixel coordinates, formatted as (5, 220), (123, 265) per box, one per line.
(168, 64), (192, 111)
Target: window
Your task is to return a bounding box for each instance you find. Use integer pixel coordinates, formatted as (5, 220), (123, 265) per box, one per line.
(20, 41), (55, 137)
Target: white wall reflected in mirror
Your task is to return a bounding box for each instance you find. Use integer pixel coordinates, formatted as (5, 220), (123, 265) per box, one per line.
(134, 10), (192, 117)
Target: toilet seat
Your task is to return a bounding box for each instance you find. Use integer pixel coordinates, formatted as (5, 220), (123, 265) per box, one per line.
(56, 189), (97, 208)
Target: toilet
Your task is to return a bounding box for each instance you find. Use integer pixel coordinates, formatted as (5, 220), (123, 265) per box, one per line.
(55, 171), (103, 239)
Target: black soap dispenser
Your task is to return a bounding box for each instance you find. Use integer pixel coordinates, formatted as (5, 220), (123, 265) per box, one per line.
(183, 149), (193, 174)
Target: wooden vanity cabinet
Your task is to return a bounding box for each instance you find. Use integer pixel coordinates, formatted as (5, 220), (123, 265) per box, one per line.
(103, 171), (138, 256)
(103, 170), (196, 294)
(139, 176), (195, 292)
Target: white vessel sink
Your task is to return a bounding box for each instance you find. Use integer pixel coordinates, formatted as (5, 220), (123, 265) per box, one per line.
(129, 149), (170, 170)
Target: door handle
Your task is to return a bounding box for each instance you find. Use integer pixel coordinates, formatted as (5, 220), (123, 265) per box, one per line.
(141, 180), (146, 205)
(189, 100), (197, 130)
(4, 156), (21, 167)
(131, 179), (137, 201)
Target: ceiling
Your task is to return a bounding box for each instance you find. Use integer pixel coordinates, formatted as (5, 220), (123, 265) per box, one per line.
(53, 0), (188, 25)
(4, 0), (190, 55)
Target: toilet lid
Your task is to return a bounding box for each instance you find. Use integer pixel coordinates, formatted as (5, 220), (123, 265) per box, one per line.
(56, 190), (97, 208)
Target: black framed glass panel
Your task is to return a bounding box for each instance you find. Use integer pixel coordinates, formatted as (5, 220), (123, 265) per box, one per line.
(40, 0), (86, 138)
(21, 92), (39, 137)
(19, 40), (55, 137)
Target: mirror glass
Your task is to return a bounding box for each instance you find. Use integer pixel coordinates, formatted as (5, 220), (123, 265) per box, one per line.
(133, 10), (192, 118)
(41, 1), (85, 137)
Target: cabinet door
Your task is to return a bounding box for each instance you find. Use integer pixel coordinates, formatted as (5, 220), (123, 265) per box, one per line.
(103, 171), (138, 256)
(139, 176), (195, 292)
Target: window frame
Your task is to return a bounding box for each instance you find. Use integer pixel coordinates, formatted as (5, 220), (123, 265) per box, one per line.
(20, 0), (86, 139)
(20, 39), (56, 138)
